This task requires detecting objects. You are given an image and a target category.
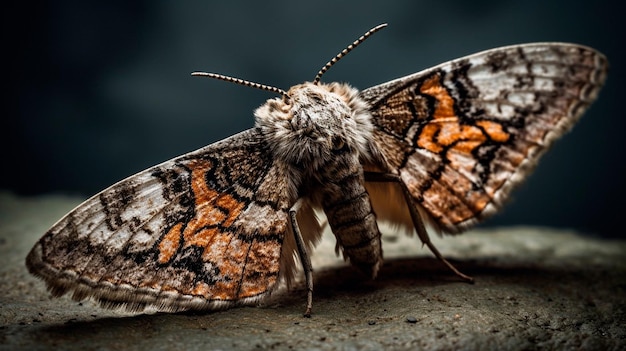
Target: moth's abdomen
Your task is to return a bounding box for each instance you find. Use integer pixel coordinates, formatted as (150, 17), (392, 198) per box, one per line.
(322, 174), (383, 278)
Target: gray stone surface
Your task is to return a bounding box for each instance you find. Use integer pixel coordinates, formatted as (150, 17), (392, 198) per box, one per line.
(1, 191), (625, 350)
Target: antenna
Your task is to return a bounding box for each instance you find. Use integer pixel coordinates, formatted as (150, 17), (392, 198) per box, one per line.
(313, 23), (388, 85)
(193, 24), (388, 95)
(191, 72), (288, 98)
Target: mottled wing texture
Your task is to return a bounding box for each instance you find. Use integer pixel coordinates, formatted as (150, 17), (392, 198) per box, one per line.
(26, 128), (292, 312)
(360, 43), (608, 233)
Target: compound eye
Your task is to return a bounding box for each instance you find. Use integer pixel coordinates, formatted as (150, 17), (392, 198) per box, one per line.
(331, 135), (345, 150)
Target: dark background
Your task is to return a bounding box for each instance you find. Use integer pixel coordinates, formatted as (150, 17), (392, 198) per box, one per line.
(4, 1), (624, 237)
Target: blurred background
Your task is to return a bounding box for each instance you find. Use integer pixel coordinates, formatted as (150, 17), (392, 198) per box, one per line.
(3, 1), (624, 237)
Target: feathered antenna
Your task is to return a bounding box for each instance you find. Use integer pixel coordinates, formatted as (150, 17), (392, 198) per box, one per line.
(191, 72), (288, 98)
(313, 23), (388, 85)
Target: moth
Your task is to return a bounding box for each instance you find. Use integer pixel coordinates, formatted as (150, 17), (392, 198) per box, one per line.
(27, 24), (607, 317)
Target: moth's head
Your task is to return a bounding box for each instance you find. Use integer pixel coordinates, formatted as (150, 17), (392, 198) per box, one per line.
(192, 24), (387, 168)
(254, 82), (372, 168)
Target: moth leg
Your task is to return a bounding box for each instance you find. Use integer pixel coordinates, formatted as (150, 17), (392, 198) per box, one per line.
(364, 172), (474, 283)
(289, 198), (315, 317)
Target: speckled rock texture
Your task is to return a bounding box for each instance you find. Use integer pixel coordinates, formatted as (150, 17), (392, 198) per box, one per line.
(1, 192), (624, 350)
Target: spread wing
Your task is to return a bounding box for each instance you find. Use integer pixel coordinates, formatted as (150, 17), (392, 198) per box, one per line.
(26, 128), (293, 312)
(361, 43), (608, 233)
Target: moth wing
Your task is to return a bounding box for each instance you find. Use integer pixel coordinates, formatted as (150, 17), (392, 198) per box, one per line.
(26, 128), (294, 311)
(361, 43), (608, 233)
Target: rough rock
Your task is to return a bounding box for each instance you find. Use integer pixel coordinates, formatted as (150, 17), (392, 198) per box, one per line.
(1, 192), (624, 350)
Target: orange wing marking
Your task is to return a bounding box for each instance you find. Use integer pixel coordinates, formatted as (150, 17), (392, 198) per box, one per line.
(417, 75), (510, 154)
(157, 159), (246, 265)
